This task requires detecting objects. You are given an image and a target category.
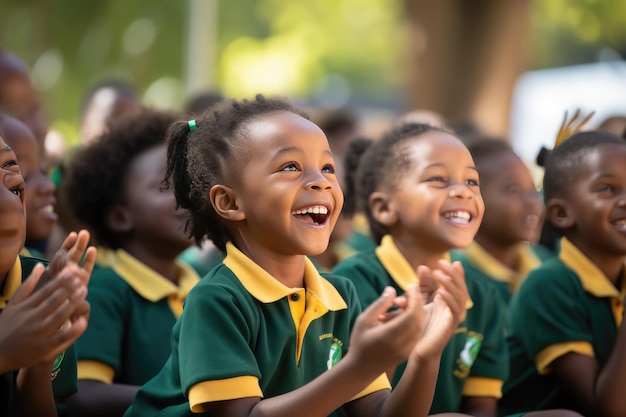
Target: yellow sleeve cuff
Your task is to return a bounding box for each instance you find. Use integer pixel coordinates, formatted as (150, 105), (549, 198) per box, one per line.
(77, 360), (115, 383)
(352, 373), (391, 401)
(189, 375), (262, 413)
(536, 341), (594, 374)
(462, 376), (503, 398)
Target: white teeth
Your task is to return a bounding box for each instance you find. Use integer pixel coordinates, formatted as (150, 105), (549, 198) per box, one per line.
(41, 205), (54, 213)
(292, 205), (328, 215)
(443, 211), (471, 224)
(612, 219), (626, 231)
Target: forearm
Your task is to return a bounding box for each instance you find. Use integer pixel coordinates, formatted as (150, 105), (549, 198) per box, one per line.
(248, 354), (382, 417)
(11, 361), (57, 417)
(377, 356), (440, 417)
(65, 380), (139, 417)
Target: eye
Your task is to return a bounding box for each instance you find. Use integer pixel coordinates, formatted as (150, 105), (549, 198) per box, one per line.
(466, 178), (480, 187)
(280, 162), (300, 172)
(596, 184), (614, 193)
(11, 186), (24, 197)
(2, 160), (18, 170)
(322, 164), (335, 174)
(427, 176), (447, 184)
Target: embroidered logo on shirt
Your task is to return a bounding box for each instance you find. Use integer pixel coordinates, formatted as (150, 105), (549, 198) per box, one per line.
(454, 331), (483, 378)
(327, 340), (343, 369)
(51, 350), (65, 380)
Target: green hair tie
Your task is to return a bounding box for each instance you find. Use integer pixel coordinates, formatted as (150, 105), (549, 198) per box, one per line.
(188, 119), (197, 132)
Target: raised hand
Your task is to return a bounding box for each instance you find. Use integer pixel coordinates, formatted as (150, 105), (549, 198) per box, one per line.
(0, 263), (90, 373)
(348, 284), (426, 373)
(412, 260), (469, 361)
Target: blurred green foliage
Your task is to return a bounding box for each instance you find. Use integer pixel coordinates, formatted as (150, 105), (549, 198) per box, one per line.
(0, 0), (624, 144)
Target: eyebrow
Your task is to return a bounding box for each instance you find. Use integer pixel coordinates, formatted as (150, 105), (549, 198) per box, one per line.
(1, 144), (13, 153)
(424, 162), (478, 172)
(272, 146), (333, 159)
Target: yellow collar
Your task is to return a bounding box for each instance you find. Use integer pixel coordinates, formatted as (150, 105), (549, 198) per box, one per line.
(559, 237), (626, 298)
(352, 213), (370, 235)
(222, 242), (347, 311)
(375, 235), (472, 308)
(113, 249), (199, 302)
(465, 241), (540, 293)
(0, 256), (23, 309)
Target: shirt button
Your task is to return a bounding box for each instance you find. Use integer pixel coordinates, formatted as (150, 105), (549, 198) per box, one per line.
(290, 293), (300, 302)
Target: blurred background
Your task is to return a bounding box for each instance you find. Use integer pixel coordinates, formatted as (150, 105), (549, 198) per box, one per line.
(1, 0), (625, 163)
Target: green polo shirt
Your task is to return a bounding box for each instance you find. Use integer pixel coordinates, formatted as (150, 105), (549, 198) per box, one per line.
(453, 242), (547, 304)
(124, 242), (389, 417)
(0, 255), (79, 414)
(332, 235), (509, 414)
(76, 249), (199, 385)
(500, 237), (626, 415)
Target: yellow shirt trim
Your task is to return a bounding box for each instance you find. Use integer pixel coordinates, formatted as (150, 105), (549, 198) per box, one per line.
(113, 249), (199, 318)
(462, 376), (503, 398)
(95, 246), (117, 268)
(375, 235), (473, 309)
(352, 373), (391, 400)
(352, 213), (370, 235)
(0, 256), (23, 310)
(465, 242), (541, 294)
(535, 341), (594, 374)
(223, 242), (348, 363)
(19, 247), (31, 257)
(77, 360), (115, 383)
(189, 376), (262, 412)
(559, 237), (626, 326)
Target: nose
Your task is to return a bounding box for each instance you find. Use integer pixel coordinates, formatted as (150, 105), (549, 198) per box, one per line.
(448, 183), (473, 199)
(305, 171), (332, 191)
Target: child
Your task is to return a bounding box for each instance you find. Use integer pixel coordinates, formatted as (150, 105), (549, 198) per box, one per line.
(332, 124), (580, 417)
(500, 131), (626, 416)
(61, 108), (199, 417)
(0, 113), (56, 258)
(453, 139), (550, 304)
(0, 48), (50, 165)
(0, 133), (95, 416)
(124, 95), (469, 417)
(332, 123), (511, 416)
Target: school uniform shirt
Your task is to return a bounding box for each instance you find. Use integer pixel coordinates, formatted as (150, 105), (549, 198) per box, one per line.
(332, 235), (509, 414)
(124, 242), (390, 417)
(500, 237), (626, 415)
(76, 249), (199, 386)
(453, 242), (547, 304)
(0, 255), (79, 413)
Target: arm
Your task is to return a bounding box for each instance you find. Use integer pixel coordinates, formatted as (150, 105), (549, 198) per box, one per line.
(459, 397), (496, 417)
(551, 313), (626, 417)
(10, 360), (58, 417)
(376, 261), (469, 417)
(201, 285), (427, 417)
(65, 380), (139, 417)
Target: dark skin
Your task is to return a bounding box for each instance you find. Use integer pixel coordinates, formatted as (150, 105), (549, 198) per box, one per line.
(65, 145), (193, 417)
(542, 143), (626, 416)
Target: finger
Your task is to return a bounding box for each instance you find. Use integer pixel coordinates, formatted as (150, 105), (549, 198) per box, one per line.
(29, 272), (83, 318)
(70, 300), (91, 324)
(433, 271), (467, 315)
(60, 231), (78, 252)
(360, 286), (397, 324)
(11, 263), (45, 303)
(80, 246), (97, 276)
(43, 316), (89, 362)
(40, 284), (88, 332)
(66, 230), (91, 265)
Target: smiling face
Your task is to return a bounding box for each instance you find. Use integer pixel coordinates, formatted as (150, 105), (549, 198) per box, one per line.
(222, 111), (343, 258)
(558, 143), (626, 259)
(379, 131), (484, 252)
(477, 151), (542, 245)
(2, 117), (56, 244)
(0, 136), (26, 276)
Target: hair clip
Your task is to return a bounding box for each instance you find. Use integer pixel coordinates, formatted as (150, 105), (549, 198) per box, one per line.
(188, 119), (197, 132)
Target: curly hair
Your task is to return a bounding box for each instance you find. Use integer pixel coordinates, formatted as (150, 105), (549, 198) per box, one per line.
(164, 94), (308, 253)
(62, 107), (182, 249)
(355, 122), (451, 244)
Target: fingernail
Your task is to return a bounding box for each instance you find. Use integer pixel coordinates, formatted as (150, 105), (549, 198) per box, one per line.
(383, 287), (394, 296)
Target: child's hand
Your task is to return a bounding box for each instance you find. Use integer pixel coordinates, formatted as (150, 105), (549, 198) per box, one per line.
(411, 260), (468, 362)
(0, 263), (90, 372)
(348, 284), (425, 372)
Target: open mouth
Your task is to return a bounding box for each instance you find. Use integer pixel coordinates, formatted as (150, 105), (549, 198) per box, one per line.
(611, 218), (626, 232)
(292, 205), (330, 225)
(442, 210), (472, 225)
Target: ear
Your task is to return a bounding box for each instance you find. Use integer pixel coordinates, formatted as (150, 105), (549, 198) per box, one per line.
(545, 197), (574, 230)
(107, 205), (134, 234)
(210, 184), (245, 222)
(369, 191), (397, 227)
